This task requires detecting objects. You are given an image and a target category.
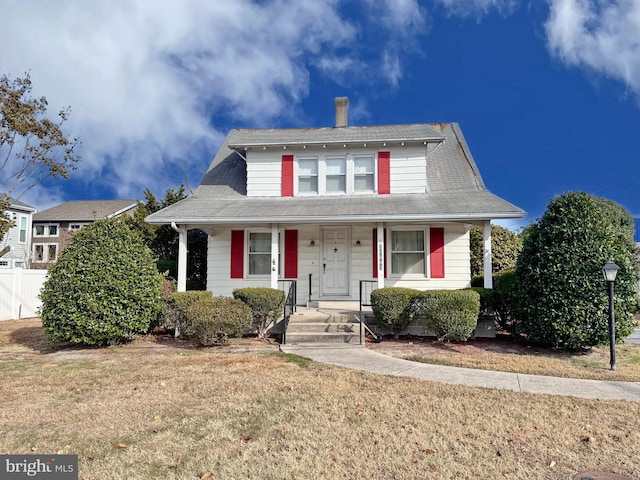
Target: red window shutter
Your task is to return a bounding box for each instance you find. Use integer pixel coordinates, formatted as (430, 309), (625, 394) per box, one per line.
(282, 154), (294, 196)
(430, 227), (445, 278)
(230, 230), (244, 278)
(372, 229), (387, 278)
(377, 151), (390, 194)
(284, 230), (298, 278)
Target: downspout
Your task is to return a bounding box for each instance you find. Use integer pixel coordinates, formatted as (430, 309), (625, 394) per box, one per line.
(171, 222), (187, 292)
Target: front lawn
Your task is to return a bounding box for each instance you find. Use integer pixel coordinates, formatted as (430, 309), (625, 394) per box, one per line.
(0, 319), (639, 479)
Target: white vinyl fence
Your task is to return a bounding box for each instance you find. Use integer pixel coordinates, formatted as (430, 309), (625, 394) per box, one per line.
(0, 269), (48, 320)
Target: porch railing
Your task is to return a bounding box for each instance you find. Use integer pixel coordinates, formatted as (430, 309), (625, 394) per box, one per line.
(359, 280), (379, 344)
(278, 279), (297, 344)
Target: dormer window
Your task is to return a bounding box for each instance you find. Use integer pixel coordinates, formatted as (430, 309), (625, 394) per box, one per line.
(325, 156), (346, 193)
(298, 158), (318, 194)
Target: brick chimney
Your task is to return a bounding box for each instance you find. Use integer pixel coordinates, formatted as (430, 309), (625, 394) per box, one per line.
(334, 97), (349, 127)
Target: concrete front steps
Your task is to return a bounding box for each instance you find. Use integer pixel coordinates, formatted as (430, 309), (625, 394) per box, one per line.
(284, 308), (363, 345)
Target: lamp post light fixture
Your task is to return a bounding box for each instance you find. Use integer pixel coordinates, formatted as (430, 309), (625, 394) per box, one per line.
(602, 261), (619, 371)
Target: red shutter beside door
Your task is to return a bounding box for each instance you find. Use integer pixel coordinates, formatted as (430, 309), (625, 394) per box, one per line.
(377, 151), (390, 194)
(430, 227), (445, 278)
(284, 230), (298, 278)
(230, 230), (244, 278)
(282, 154), (294, 197)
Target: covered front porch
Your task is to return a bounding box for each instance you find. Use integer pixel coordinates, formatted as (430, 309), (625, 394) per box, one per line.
(170, 220), (497, 302)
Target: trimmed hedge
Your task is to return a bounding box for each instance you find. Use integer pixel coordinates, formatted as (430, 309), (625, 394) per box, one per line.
(233, 288), (285, 338)
(370, 287), (419, 336)
(186, 297), (253, 346)
(409, 290), (480, 341)
(468, 269), (517, 333)
(162, 291), (213, 336)
(40, 218), (162, 346)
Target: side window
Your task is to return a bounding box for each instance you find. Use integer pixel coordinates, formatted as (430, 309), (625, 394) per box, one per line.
(34, 225), (45, 236)
(48, 244), (58, 262)
(33, 244), (44, 262)
(19, 217), (27, 243)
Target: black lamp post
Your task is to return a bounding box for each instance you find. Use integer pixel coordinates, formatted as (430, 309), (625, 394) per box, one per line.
(602, 261), (619, 371)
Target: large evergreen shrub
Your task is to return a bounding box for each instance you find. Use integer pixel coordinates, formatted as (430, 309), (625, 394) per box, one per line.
(514, 192), (638, 350)
(40, 218), (162, 346)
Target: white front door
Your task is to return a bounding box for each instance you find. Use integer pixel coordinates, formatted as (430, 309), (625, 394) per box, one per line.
(321, 227), (349, 296)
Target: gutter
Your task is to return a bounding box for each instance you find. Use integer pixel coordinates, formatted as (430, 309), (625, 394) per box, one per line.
(148, 211), (526, 225)
(228, 137), (446, 150)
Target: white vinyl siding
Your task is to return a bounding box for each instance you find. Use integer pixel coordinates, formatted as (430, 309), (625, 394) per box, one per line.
(389, 146), (427, 194)
(246, 153), (283, 197)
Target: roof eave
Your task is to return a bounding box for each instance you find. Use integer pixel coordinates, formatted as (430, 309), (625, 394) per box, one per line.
(147, 211), (526, 225)
(227, 137), (446, 150)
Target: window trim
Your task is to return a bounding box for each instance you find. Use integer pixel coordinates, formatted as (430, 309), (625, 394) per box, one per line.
(387, 226), (434, 278)
(19, 216), (27, 243)
(245, 229), (282, 277)
(294, 152), (379, 196)
(32, 242), (58, 263)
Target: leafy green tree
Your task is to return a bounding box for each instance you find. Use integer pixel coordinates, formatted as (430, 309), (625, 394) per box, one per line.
(1, 72), (81, 240)
(126, 185), (207, 289)
(40, 218), (161, 346)
(513, 192), (638, 350)
(469, 224), (522, 276)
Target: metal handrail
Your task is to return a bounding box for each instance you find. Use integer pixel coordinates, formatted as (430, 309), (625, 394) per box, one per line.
(359, 280), (380, 343)
(278, 279), (297, 344)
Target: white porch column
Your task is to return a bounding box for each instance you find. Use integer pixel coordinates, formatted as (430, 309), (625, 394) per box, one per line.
(483, 220), (493, 289)
(376, 222), (385, 289)
(270, 223), (279, 289)
(176, 224), (188, 292)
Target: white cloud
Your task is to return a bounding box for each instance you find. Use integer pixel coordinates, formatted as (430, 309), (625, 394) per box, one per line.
(435, 0), (519, 18)
(545, 0), (640, 98)
(0, 0), (362, 203)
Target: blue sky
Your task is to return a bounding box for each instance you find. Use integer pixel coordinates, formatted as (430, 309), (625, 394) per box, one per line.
(1, 0), (639, 230)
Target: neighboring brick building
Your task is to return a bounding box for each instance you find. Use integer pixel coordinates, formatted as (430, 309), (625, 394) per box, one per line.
(31, 200), (137, 269)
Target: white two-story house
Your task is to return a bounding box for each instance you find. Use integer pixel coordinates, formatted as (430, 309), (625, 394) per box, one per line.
(147, 97), (525, 303)
(1, 197), (36, 269)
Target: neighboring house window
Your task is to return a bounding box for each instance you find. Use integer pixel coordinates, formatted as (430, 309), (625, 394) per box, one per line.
(49, 224), (59, 236)
(34, 225), (46, 236)
(298, 158), (318, 194)
(391, 230), (425, 275)
(48, 244), (57, 262)
(326, 156), (346, 193)
(14, 261), (24, 268)
(19, 217), (27, 243)
(0, 260), (9, 268)
(248, 232), (271, 275)
(33, 244), (44, 262)
(354, 155), (375, 192)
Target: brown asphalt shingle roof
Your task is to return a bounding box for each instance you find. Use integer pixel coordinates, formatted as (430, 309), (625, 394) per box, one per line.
(33, 200), (137, 222)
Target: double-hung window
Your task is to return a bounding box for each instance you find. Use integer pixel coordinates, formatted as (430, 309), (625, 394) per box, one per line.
(19, 217), (27, 243)
(248, 232), (271, 275)
(354, 155), (375, 192)
(391, 230), (425, 275)
(298, 158), (318, 194)
(325, 156), (346, 193)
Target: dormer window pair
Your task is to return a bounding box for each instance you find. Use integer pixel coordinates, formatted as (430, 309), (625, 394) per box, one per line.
(282, 152), (389, 196)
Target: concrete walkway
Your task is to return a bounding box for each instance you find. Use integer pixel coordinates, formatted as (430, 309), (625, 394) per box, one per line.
(280, 343), (640, 402)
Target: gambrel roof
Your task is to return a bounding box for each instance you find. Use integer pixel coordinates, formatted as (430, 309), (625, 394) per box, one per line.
(147, 122), (524, 225)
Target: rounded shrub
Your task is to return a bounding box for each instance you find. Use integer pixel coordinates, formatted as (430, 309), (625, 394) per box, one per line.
(161, 291), (213, 336)
(409, 290), (480, 342)
(40, 218), (162, 346)
(233, 287), (285, 338)
(370, 287), (419, 336)
(514, 192), (639, 350)
(185, 297), (253, 346)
